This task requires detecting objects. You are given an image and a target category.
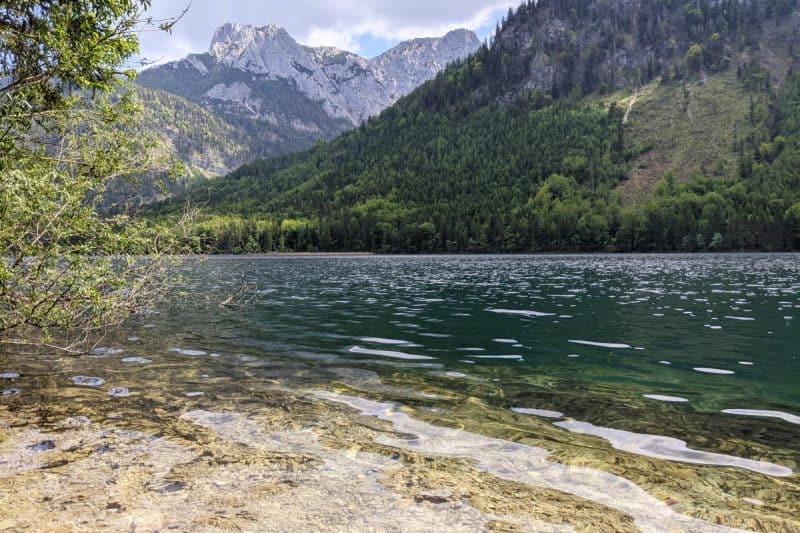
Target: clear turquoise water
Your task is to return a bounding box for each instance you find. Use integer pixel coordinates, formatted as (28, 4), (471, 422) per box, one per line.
(2, 254), (799, 529)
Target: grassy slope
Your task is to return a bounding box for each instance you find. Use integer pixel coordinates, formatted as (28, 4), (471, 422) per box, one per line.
(612, 72), (764, 203)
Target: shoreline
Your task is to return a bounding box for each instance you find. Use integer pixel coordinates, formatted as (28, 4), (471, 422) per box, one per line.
(187, 250), (800, 258)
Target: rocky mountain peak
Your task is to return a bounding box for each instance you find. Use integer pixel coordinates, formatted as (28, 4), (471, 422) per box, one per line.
(138, 24), (481, 170)
(208, 23), (297, 69)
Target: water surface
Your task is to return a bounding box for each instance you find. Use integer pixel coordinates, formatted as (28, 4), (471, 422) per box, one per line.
(1, 254), (798, 530)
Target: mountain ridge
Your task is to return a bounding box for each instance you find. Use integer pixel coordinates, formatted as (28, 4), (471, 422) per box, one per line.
(136, 24), (481, 172)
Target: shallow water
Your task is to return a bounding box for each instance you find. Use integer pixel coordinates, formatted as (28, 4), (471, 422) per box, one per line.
(1, 254), (799, 531)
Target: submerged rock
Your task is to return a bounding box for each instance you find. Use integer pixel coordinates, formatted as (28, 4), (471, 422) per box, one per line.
(108, 388), (130, 398)
(27, 440), (56, 452)
(70, 376), (106, 387)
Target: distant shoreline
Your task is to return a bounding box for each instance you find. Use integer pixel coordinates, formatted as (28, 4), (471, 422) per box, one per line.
(189, 250), (799, 258)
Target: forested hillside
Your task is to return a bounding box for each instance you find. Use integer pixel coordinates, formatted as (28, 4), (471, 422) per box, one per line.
(152, 0), (800, 253)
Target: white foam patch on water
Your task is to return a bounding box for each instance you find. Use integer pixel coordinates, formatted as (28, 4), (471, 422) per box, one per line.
(474, 355), (524, 361)
(658, 361), (672, 365)
(643, 394), (689, 403)
(486, 309), (555, 318)
(724, 316), (755, 321)
(0, 373), (20, 379)
(493, 338), (518, 344)
(738, 361), (754, 366)
(445, 372), (467, 378)
(315, 392), (741, 532)
(512, 407), (564, 419)
(554, 420), (792, 477)
(568, 340), (632, 349)
(169, 348), (208, 357)
(349, 346), (435, 361)
(721, 409), (800, 426)
(360, 337), (413, 345)
(694, 367), (735, 375)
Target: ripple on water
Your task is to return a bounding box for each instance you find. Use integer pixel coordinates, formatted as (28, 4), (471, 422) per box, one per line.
(70, 376), (105, 387)
(91, 347), (124, 356)
(721, 409), (800, 426)
(568, 340), (632, 349)
(693, 367), (735, 375)
(349, 346), (435, 361)
(554, 420), (792, 477)
(169, 348), (208, 357)
(360, 337), (413, 346)
(474, 355), (524, 361)
(486, 308), (555, 318)
(315, 392), (745, 532)
(121, 357), (153, 364)
(643, 394), (689, 403)
(512, 407), (565, 418)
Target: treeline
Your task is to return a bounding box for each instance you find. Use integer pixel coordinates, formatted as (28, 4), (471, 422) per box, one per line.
(155, 69), (800, 254)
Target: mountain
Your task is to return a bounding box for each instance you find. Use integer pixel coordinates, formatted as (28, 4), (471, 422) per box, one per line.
(153, 0), (800, 254)
(136, 24), (481, 175)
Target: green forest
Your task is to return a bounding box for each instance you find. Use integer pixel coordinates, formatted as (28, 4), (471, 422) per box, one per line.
(151, 0), (800, 253)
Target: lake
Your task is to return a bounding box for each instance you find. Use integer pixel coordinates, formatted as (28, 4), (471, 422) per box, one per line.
(1, 254), (798, 531)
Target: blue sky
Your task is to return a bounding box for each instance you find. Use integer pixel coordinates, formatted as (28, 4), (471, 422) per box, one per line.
(137, 0), (516, 64)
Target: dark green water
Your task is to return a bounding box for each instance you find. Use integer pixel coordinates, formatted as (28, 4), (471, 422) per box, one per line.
(168, 254), (800, 414)
(2, 254), (799, 530)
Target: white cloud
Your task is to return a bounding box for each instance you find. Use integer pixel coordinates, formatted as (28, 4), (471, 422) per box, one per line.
(137, 0), (517, 63)
(304, 27), (362, 53)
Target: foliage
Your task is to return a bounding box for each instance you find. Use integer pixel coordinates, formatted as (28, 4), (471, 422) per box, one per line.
(0, 0), (190, 353)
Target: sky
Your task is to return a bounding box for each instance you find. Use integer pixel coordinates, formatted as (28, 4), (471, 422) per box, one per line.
(136, 0), (518, 65)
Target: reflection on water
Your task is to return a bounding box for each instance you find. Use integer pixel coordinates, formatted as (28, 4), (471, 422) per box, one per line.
(1, 254), (799, 530)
